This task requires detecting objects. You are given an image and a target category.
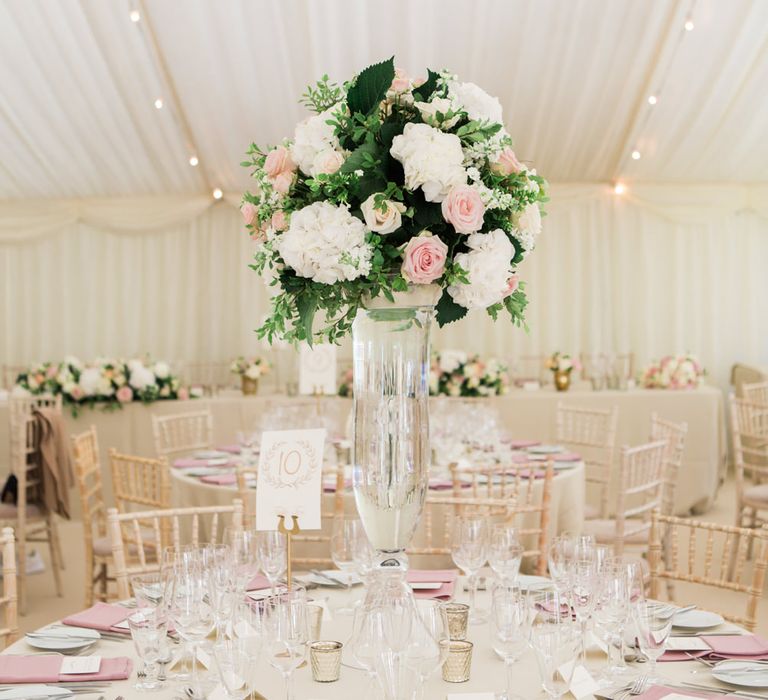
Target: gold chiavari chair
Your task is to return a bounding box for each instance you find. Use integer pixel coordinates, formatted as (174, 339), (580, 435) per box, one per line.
(730, 397), (768, 538)
(583, 440), (667, 557)
(1, 366), (26, 390)
(8, 395), (63, 477)
(649, 510), (768, 632)
(71, 426), (113, 605)
(151, 409), (213, 460)
(555, 402), (618, 519)
(109, 449), (171, 513)
(108, 500), (244, 600)
(0, 414), (63, 614)
(743, 380), (768, 406)
(0, 527), (18, 649)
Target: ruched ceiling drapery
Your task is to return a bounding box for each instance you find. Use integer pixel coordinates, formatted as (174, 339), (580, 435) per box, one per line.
(1, 183), (766, 387)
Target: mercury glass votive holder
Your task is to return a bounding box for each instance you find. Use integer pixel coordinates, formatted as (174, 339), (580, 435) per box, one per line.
(444, 602), (470, 640)
(442, 640), (473, 683)
(310, 641), (342, 682)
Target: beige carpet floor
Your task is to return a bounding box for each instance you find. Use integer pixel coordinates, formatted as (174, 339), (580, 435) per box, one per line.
(16, 474), (768, 635)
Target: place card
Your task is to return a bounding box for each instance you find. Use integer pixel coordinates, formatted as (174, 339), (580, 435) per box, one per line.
(558, 661), (601, 699)
(298, 343), (337, 395)
(255, 428), (325, 531)
(60, 656), (101, 674)
(666, 636), (711, 651)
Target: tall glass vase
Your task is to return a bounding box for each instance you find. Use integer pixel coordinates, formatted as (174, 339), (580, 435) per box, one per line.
(351, 286), (438, 572)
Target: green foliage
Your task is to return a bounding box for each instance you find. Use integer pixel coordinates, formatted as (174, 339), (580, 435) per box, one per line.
(436, 290), (467, 326)
(346, 57), (395, 116)
(300, 74), (344, 113)
(412, 69), (441, 102)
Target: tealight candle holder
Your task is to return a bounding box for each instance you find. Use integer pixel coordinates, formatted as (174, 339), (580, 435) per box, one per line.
(310, 640), (342, 682)
(442, 640), (473, 683)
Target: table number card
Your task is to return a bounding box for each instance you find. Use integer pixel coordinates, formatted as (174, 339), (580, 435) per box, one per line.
(298, 343), (338, 395)
(255, 428), (326, 531)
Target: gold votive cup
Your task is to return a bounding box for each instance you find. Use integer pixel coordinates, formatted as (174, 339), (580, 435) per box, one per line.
(444, 602), (470, 640)
(442, 640), (473, 683)
(309, 640), (342, 682)
(307, 602), (323, 641)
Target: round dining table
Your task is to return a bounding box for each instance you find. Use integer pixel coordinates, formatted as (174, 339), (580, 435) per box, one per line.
(2, 581), (756, 700)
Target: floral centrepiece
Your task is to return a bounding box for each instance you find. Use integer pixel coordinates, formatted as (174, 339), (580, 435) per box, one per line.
(430, 351), (509, 397)
(641, 354), (706, 390)
(230, 356), (270, 381)
(242, 57), (547, 343)
(338, 367), (354, 397)
(12, 357), (196, 415)
(546, 352), (581, 375)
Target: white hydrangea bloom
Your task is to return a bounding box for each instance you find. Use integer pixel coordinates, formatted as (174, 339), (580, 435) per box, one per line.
(448, 229), (514, 309)
(153, 362), (170, 379)
(390, 123), (466, 202)
(439, 350), (468, 374)
(277, 201), (373, 284)
(129, 365), (156, 391)
(79, 367), (102, 396)
(290, 108), (341, 176)
(513, 203), (542, 252)
(448, 81), (504, 124)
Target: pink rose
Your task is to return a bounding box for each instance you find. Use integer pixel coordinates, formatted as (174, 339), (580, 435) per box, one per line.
(401, 233), (448, 284)
(69, 386), (84, 400)
(502, 274), (520, 298)
(241, 202), (258, 226)
(271, 171), (294, 195)
(250, 222), (268, 244)
(491, 148), (523, 176)
(390, 68), (411, 93)
(116, 386), (133, 403)
(178, 387), (189, 401)
(441, 185), (486, 234)
(271, 210), (288, 231)
(264, 146), (295, 178)
(46, 366), (58, 379)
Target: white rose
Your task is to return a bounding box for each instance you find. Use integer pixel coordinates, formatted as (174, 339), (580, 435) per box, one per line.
(245, 365), (262, 380)
(153, 362), (170, 379)
(277, 201), (373, 284)
(129, 366), (156, 391)
(78, 367), (102, 396)
(414, 97), (461, 129)
(290, 109), (341, 176)
(309, 148), (345, 177)
(439, 350), (467, 374)
(390, 123), (466, 202)
(97, 376), (114, 396)
(360, 195), (405, 234)
(448, 229), (514, 309)
(449, 81), (503, 124)
(514, 203), (542, 250)
(28, 376), (39, 390)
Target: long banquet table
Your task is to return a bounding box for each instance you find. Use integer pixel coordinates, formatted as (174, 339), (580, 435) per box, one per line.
(0, 386), (725, 518)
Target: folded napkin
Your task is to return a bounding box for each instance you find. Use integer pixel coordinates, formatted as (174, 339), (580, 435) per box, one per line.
(635, 686), (728, 700)
(61, 602), (130, 633)
(0, 655), (133, 683)
(407, 569), (458, 600)
(509, 440), (541, 449)
(507, 452), (532, 463)
(703, 634), (768, 660)
(659, 649), (710, 662)
(246, 574), (271, 591)
(428, 478), (454, 491)
(200, 473), (237, 485)
(173, 458), (233, 469)
(553, 451), (581, 462)
(217, 444), (242, 454)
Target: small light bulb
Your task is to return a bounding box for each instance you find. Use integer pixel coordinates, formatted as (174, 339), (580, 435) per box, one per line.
(154, 98), (163, 109)
(129, 9), (140, 22)
(614, 183), (626, 195)
(631, 150), (641, 160)
(648, 95), (658, 105)
(684, 19), (694, 31)
(212, 188), (223, 200)
(189, 155), (199, 167)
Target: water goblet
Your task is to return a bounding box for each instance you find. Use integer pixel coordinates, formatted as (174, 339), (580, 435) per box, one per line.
(450, 516), (488, 623)
(633, 600), (672, 683)
(265, 591), (309, 700)
(213, 638), (258, 700)
(490, 587), (529, 700)
(127, 607), (169, 691)
(530, 602), (581, 699)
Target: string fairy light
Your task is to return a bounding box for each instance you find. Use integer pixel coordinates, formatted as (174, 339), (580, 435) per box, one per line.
(129, 9), (141, 22)
(613, 183), (626, 195)
(154, 98), (163, 109)
(189, 155), (199, 167)
(212, 188), (223, 200)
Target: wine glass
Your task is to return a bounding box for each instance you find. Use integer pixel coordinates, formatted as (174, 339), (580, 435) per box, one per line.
(202, 543), (235, 640)
(258, 530), (287, 592)
(349, 602), (385, 697)
(594, 564), (630, 680)
(231, 598), (267, 657)
(633, 600), (672, 683)
(265, 591), (309, 700)
(490, 587), (529, 700)
(213, 638), (258, 700)
(404, 600), (450, 699)
(130, 572), (171, 611)
(568, 556), (598, 662)
(450, 516), (488, 623)
(226, 528), (260, 592)
(530, 596), (581, 699)
(331, 517), (364, 613)
(488, 524), (523, 584)
(127, 607), (168, 691)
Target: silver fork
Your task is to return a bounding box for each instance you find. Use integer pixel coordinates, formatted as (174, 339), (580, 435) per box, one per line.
(618, 675), (650, 699)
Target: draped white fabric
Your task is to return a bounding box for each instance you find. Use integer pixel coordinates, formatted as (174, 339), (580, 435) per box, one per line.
(2, 184), (766, 387)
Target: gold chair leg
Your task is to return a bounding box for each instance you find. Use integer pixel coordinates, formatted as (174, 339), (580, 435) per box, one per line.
(47, 518), (63, 597)
(17, 535), (26, 616)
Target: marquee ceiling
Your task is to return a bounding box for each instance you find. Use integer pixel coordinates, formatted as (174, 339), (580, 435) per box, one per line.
(1, 0), (766, 199)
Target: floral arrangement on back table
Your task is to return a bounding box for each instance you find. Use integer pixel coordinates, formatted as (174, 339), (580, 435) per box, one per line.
(12, 356), (195, 416)
(546, 352), (581, 374)
(430, 350), (509, 397)
(641, 354), (705, 390)
(230, 356), (270, 381)
(241, 57), (547, 344)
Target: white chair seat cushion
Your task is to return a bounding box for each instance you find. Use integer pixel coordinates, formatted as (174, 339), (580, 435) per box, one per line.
(93, 529), (157, 558)
(0, 502), (42, 518)
(744, 483), (768, 505)
(583, 518), (649, 544)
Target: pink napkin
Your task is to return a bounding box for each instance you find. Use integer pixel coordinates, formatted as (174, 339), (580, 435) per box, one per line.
(553, 452), (581, 462)
(217, 444), (242, 454)
(703, 634), (768, 660)
(61, 602), (130, 633)
(173, 458), (233, 469)
(509, 440), (541, 449)
(0, 655), (133, 683)
(636, 686), (728, 699)
(659, 649), (710, 662)
(507, 452), (532, 463)
(246, 574), (271, 591)
(407, 569), (458, 600)
(200, 473), (237, 485)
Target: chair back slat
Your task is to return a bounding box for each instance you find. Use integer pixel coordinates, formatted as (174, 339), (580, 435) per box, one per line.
(151, 409), (213, 459)
(743, 380), (768, 406)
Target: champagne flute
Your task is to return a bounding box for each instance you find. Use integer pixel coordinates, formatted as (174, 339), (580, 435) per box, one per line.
(450, 516), (488, 623)
(226, 528), (260, 592)
(202, 543), (235, 640)
(265, 591), (309, 700)
(490, 587), (529, 700)
(258, 530), (287, 593)
(348, 602), (384, 696)
(213, 638), (258, 700)
(633, 600), (672, 683)
(405, 600), (450, 699)
(331, 517), (364, 613)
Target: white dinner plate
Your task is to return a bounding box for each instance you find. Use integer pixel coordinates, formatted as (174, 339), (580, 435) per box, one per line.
(552, 461), (578, 470)
(194, 450), (230, 459)
(712, 660), (768, 688)
(0, 686), (72, 698)
(527, 445), (564, 455)
(672, 609), (724, 629)
(409, 581), (443, 591)
(517, 575), (554, 591)
(185, 467), (232, 477)
(25, 625), (100, 651)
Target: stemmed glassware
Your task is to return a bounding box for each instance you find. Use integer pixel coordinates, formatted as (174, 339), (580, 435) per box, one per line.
(451, 516), (488, 623)
(594, 563), (631, 680)
(258, 530), (287, 592)
(264, 590), (309, 700)
(331, 516), (364, 612)
(490, 586), (529, 700)
(568, 555), (598, 663)
(226, 528), (261, 592)
(488, 524), (523, 584)
(127, 606), (169, 691)
(213, 638), (258, 700)
(633, 600), (672, 683)
(404, 600), (450, 699)
(202, 543), (236, 640)
(348, 601), (384, 697)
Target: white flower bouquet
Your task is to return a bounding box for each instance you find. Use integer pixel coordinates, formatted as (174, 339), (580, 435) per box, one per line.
(641, 354), (705, 390)
(12, 357), (191, 415)
(230, 356), (270, 380)
(429, 350), (509, 397)
(546, 352), (580, 374)
(242, 57), (546, 344)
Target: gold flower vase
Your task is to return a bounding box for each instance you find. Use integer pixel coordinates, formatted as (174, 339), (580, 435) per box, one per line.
(553, 370), (571, 392)
(241, 376), (259, 395)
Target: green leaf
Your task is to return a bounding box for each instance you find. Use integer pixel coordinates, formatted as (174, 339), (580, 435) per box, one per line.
(346, 57), (395, 115)
(412, 69), (440, 102)
(296, 294), (317, 346)
(436, 290), (467, 327)
(378, 122), (404, 150)
(340, 142), (381, 174)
